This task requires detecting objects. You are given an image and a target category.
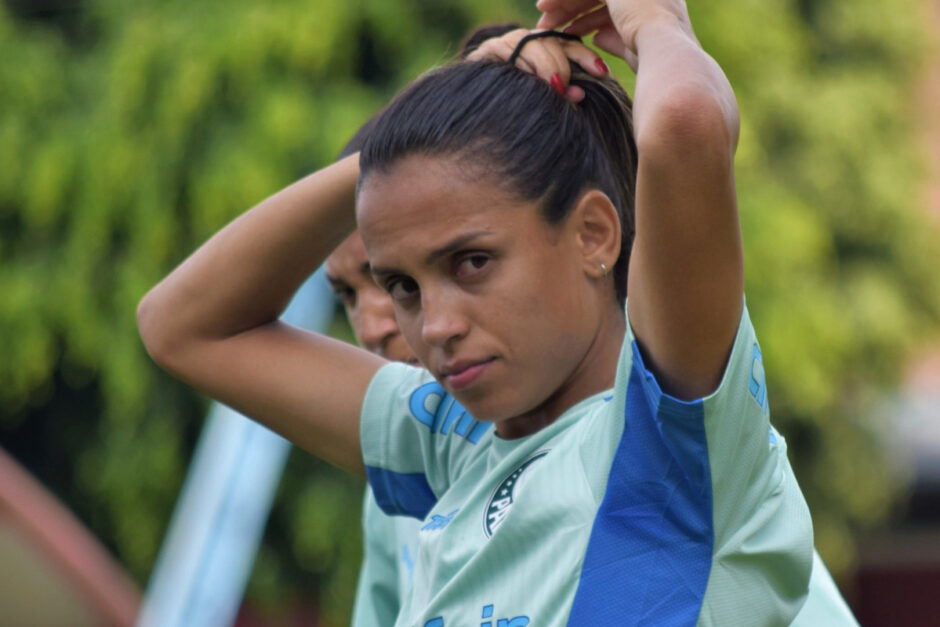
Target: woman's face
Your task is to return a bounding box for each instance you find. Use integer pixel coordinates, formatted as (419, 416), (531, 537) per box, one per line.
(358, 156), (610, 428)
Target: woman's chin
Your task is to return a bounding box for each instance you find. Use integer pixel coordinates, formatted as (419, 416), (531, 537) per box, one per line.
(451, 390), (535, 427)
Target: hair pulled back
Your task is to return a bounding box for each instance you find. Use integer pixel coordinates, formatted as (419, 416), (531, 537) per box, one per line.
(359, 58), (638, 305)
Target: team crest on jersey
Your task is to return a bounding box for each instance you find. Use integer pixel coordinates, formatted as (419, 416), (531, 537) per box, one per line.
(483, 450), (549, 538)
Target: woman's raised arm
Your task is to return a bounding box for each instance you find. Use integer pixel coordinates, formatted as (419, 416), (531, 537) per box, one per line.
(541, 0), (743, 400)
(137, 155), (384, 474)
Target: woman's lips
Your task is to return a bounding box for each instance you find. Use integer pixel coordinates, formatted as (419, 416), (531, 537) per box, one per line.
(443, 358), (495, 390)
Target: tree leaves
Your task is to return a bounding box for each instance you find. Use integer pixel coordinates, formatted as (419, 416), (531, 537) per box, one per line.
(2, 0), (938, 621)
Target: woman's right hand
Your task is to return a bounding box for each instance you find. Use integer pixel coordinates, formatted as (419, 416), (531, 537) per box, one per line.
(466, 28), (609, 102)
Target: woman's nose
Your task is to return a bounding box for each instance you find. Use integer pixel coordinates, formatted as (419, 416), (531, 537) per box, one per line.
(420, 291), (469, 348)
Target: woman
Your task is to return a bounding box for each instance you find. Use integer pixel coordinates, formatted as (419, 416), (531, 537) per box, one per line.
(139, 1), (813, 624)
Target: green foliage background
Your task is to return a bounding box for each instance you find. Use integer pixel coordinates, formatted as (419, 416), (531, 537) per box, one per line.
(1, 0), (938, 623)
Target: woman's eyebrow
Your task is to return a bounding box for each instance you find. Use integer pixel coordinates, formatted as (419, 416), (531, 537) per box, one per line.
(424, 230), (492, 265)
(370, 230), (493, 278)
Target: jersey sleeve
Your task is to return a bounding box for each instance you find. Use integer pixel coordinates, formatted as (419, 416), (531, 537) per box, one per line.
(360, 362), (492, 520)
(691, 304), (813, 621)
(570, 302), (813, 625)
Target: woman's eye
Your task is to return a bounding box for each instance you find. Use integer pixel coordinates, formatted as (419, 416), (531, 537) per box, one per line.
(387, 277), (419, 302)
(455, 254), (490, 278)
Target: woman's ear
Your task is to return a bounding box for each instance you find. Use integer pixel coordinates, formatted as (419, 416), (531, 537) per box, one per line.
(571, 189), (621, 278)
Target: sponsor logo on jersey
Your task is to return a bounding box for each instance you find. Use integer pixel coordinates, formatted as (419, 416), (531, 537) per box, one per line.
(423, 604), (529, 627)
(483, 450), (549, 538)
(409, 381), (491, 443)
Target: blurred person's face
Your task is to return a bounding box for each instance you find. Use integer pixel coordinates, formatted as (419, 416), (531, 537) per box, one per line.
(326, 231), (416, 363)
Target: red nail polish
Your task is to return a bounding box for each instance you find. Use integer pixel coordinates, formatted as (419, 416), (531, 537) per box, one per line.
(595, 58), (609, 74)
(550, 73), (565, 95)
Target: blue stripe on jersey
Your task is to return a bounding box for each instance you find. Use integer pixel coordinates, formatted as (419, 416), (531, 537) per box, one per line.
(365, 466), (437, 520)
(569, 341), (714, 625)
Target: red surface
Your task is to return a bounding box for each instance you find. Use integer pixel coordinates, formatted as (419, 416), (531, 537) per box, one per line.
(0, 447), (140, 626)
(853, 562), (940, 626)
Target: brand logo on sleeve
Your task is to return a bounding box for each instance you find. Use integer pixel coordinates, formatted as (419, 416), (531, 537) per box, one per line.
(748, 342), (770, 415)
(483, 451), (549, 538)
(421, 509), (459, 531)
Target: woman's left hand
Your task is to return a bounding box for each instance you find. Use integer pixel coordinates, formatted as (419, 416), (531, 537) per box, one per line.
(466, 28), (609, 103)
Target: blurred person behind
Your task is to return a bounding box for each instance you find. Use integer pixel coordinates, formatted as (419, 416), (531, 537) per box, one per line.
(325, 217), (424, 626)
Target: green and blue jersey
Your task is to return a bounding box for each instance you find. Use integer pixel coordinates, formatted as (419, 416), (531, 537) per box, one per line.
(359, 304), (822, 625)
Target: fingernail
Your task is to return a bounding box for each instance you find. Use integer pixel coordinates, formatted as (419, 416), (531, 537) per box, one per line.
(550, 73), (565, 95)
(595, 58), (609, 74)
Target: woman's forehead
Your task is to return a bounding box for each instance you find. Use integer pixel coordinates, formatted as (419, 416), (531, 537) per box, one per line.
(359, 156), (465, 210)
(359, 158), (511, 236)
(358, 197), (496, 266)
(357, 159), (543, 269)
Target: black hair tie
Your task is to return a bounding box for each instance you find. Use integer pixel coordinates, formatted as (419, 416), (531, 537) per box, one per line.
(508, 30), (583, 66)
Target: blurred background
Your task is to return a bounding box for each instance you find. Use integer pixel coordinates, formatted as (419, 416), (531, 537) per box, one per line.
(1, 0), (939, 625)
